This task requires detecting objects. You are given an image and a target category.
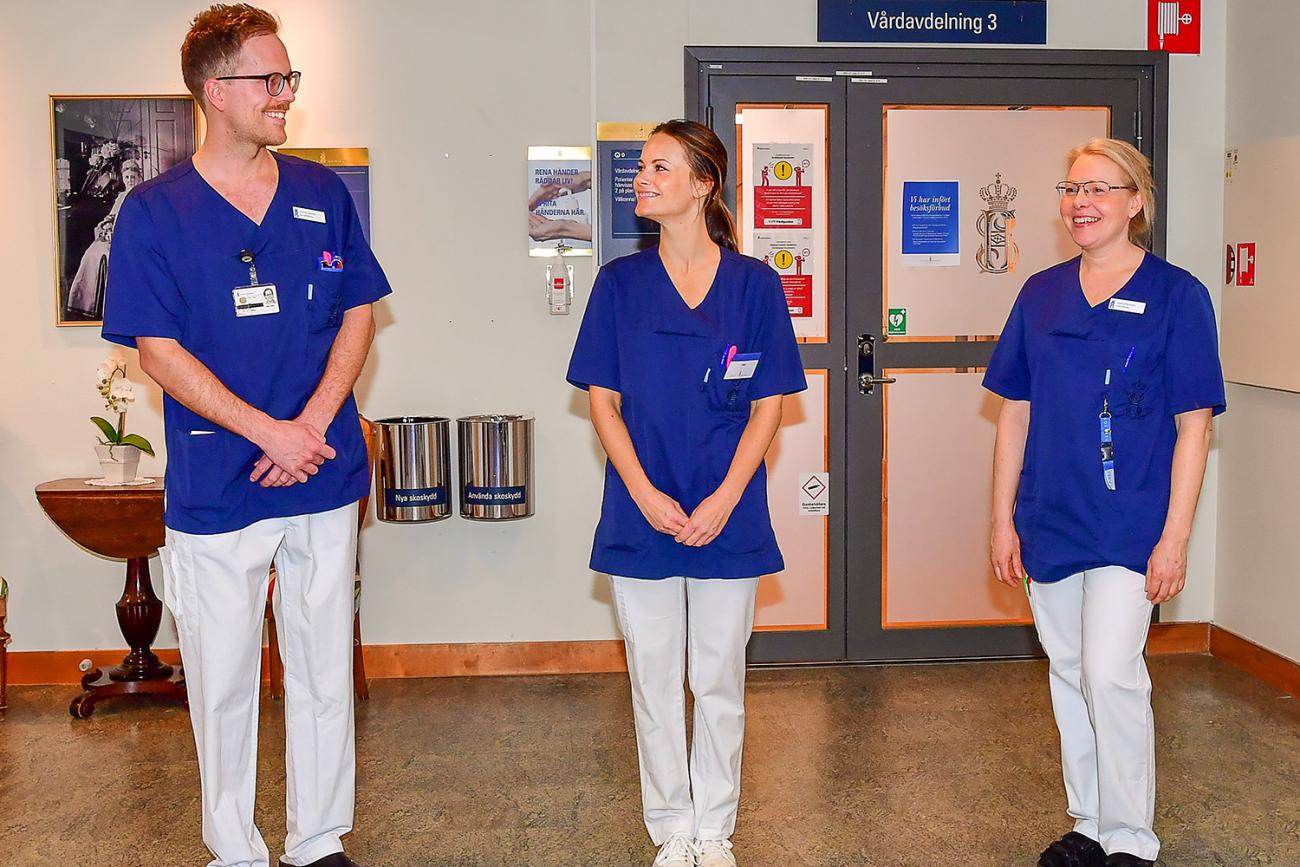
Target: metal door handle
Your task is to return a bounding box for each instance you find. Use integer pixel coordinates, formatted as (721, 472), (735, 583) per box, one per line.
(858, 373), (897, 394)
(857, 334), (895, 394)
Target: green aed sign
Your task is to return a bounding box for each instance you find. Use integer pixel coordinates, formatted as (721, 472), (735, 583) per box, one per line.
(887, 307), (908, 336)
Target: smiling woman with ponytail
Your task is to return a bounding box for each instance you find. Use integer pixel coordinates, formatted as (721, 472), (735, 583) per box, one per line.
(566, 119), (805, 867)
(649, 119), (740, 252)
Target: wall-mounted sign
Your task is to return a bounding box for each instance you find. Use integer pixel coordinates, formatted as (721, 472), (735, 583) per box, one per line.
(818, 0), (1047, 45)
(279, 148), (371, 241)
(902, 180), (959, 266)
(887, 307), (908, 336)
(753, 143), (815, 229)
(1235, 242), (1256, 287)
(798, 472), (830, 516)
(1148, 0), (1200, 54)
(754, 232), (814, 317)
(596, 123), (659, 265)
(528, 146), (593, 257)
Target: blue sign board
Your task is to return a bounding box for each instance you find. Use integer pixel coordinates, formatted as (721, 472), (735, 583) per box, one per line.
(333, 166), (372, 242)
(818, 1), (1047, 45)
(463, 485), (528, 506)
(902, 180), (959, 261)
(597, 139), (659, 265)
(385, 486), (446, 508)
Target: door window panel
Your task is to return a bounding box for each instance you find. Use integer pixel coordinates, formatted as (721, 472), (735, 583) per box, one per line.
(757, 370), (829, 631)
(882, 369), (1032, 627)
(883, 106), (1110, 341)
(736, 104), (831, 344)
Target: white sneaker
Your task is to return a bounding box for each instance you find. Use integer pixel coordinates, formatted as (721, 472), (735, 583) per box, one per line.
(653, 832), (699, 866)
(696, 838), (737, 867)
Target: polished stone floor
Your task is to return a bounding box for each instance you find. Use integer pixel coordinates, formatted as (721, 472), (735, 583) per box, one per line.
(1, 655), (1297, 866)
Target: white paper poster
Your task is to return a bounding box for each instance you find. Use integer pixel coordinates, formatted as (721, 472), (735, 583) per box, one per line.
(753, 143), (814, 229)
(754, 232), (815, 318)
(527, 146), (593, 257)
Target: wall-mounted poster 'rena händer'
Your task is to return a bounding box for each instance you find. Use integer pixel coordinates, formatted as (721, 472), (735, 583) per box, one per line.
(50, 96), (198, 326)
(528, 146), (593, 257)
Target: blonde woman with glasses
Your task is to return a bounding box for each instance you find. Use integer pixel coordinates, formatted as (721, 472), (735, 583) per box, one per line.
(984, 138), (1225, 867)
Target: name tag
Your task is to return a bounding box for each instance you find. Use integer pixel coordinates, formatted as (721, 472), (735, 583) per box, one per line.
(232, 283), (280, 317)
(724, 352), (761, 380)
(1108, 298), (1146, 315)
(292, 206), (326, 224)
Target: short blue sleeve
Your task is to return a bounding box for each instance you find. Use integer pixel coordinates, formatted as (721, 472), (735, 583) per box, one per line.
(984, 293), (1030, 401)
(1165, 279), (1226, 417)
(748, 266), (807, 400)
(101, 194), (185, 348)
(335, 175), (392, 310)
(566, 266), (620, 392)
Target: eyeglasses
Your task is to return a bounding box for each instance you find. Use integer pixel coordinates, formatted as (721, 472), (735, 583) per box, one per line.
(1056, 180), (1138, 199)
(214, 70), (302, 97)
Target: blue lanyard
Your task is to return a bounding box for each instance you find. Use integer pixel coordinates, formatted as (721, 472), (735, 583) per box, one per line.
(1100, 368), (1115, 491)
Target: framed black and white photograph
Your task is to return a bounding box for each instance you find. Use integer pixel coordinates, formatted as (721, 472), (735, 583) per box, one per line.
(50, 95), (199, 326)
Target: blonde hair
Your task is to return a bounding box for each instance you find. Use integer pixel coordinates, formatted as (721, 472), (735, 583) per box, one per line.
(1066, 138), (1156, 247)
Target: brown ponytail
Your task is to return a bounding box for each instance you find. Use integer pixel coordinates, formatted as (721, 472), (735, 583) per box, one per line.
(650, 119), (738, 252)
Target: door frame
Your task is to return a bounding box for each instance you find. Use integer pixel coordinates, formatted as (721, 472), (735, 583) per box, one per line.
(686, 47), (1170, 663)
(686, 46), (1168, 256)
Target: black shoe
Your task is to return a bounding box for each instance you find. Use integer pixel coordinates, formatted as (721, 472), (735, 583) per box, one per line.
(1038, 831), (1106, 867)
(279, 855), (359, 867)
(1105, 855), (1154, 867)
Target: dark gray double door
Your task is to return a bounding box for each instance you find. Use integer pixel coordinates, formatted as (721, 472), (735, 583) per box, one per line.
(687, 47), (1164, 664)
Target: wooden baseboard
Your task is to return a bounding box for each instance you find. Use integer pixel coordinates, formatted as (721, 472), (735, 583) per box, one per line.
(361, 639), (629, 679)
(1209, 625), (1300, 699)
(1147, 621), (1211, 655)
(6, 626), (1208, 686)
(4, 641), (627, 685)
(5, 648), (268, 686)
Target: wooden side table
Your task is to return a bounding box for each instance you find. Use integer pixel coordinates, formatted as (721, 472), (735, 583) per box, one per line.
(35, 478), (185, 718)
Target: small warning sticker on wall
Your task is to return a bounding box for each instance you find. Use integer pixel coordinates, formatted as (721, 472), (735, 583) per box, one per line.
(799, 472), (830, 516)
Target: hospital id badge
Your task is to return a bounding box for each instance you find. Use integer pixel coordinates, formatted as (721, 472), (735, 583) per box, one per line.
(232, 283), (280, 317)
(724, 352), (761, 380)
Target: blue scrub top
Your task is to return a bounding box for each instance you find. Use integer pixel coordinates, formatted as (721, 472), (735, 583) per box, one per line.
(102, 153), (393, 535)
(567, 246), (807, 579)
(983, 252), (1225, 584)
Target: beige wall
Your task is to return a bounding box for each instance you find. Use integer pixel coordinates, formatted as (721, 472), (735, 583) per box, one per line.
(1215, 0), (1300, 663)
(0, 0), (1226, 652)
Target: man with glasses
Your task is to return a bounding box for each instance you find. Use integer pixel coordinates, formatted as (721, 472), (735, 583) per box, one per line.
(102, 5), (390, 866)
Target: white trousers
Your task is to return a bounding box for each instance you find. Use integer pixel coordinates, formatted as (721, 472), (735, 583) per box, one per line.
(1028, 565), (1159, 860)
(609, 575), (759, 845)
(159, 502), (359, 867)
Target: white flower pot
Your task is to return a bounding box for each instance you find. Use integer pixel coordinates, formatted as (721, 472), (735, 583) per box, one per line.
(95, 444), (142, 485)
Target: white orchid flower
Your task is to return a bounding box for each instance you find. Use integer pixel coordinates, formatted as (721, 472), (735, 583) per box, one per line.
(109, 378), (135, 405)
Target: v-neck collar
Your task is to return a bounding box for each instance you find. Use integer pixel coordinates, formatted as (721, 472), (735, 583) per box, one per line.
(656, 245), (727, 313)
(191, 150), (284, 230)
(1077, 250), (1150, 310)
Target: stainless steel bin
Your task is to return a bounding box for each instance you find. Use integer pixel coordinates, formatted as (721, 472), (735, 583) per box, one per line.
(373, 416), (452, 523)
(457, 414), (534, 520)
